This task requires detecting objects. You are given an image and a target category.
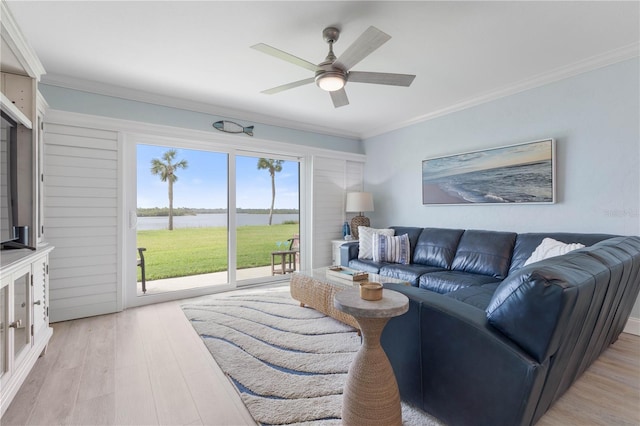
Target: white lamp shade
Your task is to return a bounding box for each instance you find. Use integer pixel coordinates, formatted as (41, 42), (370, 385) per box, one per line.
(346, 192), (374, 213)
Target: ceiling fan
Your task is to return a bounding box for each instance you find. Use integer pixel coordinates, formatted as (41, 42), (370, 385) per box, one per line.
(251, 26), (416, 108)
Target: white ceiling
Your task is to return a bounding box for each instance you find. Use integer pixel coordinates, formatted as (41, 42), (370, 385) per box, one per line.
(5, 1), (639, 139)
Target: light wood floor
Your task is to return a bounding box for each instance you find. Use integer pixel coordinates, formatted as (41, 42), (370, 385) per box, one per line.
(1, 299), (256, 426)
(2, 294), (639, 425)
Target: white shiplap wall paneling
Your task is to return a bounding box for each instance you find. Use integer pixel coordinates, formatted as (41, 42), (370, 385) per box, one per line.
(311, 157), (364, 268)
(44, 123), (119, 322)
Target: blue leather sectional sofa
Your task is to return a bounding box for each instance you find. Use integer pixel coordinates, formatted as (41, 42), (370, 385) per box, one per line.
(340, 227), (640, 426)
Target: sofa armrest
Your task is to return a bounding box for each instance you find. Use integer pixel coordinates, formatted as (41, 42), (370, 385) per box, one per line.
(340, 241), (359, 267)
(381, 283), (545, 426)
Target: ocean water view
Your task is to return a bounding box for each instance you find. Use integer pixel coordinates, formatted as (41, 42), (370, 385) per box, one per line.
(137, 213), (299, 230)
(424, 161), (553, 204)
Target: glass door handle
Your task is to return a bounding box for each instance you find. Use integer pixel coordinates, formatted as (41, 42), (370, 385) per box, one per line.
(9, 319), (22, 328)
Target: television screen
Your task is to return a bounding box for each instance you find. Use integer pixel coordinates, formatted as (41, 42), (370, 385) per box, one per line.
(1, 111), (17, 244)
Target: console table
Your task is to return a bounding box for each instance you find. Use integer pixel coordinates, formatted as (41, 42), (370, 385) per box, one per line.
(334, 289), (409, 426)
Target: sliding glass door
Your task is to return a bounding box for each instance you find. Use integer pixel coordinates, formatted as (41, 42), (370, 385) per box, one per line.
(136, 144), (229, 295)
(235, 155), (300, 284)
(131, 142), (302, 299)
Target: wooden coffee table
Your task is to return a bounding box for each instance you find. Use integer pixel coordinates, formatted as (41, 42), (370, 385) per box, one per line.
(289, 268), (409, 330)
(334, 289), (409, 426)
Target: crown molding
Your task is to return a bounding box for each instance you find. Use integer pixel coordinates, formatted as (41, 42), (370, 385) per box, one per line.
(40, 74), (362, 141)
(362, 42), (640, 139)
(1, 0), (46, 79)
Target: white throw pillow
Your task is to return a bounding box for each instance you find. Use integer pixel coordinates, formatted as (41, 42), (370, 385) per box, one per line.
(372, 233), (411, 265)
(358, 226), (395, 260)
(523, 238), (585, 266)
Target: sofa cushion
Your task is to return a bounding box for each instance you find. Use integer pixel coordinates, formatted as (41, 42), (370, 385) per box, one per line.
(419, 270), (502, 294)
(451, 230), (516, 278)
(445, 282), (500, 310)
(373, 233), (411, 264)
(348, 258), (387, 274)
(379, 264), (445, 287)
(412, 228), (464, 268)
(358, 227), (395, 260)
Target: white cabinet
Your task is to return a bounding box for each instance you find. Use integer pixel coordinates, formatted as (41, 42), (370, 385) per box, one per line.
(0, 245), (53, 416)
(0, 5), (52, 415)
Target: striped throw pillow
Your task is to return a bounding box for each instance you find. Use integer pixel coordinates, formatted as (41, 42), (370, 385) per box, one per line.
(372, 233), (410, 264)
(358, 227), (395, 260)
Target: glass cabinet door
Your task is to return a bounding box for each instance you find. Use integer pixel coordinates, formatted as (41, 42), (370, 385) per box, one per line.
(12, 271), (30, 360)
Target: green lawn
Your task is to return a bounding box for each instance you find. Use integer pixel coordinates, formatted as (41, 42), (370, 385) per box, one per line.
(136, 224), (299, 281)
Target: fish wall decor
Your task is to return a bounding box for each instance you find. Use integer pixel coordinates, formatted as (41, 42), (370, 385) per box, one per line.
(212, 120), (254, 136)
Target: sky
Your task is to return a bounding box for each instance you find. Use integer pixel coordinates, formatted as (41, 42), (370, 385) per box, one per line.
(137, 144), (300, 209)
(422, 139), (552, 181)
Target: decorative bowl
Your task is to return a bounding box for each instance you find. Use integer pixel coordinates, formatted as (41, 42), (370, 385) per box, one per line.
(359, 282), (383, 301)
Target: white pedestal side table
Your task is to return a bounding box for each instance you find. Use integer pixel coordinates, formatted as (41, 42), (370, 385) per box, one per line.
(334, 288), (409, 426)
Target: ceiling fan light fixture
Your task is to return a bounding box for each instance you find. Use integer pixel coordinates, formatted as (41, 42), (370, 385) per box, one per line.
(253, 25), (414, 108)
(315, 72), (345, 92)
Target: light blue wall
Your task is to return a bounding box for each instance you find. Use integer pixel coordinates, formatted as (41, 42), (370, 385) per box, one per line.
(363, 57), (640, 318)
(39, 84), (363, 154)
(364, 58), (639, 235)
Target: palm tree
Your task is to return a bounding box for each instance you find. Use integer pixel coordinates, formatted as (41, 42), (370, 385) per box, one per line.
(257, 158), (283, 225)
(150, 149), (188, 230)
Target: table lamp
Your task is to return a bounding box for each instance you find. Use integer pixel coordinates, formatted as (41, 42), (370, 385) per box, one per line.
(346, 192), (374, 239)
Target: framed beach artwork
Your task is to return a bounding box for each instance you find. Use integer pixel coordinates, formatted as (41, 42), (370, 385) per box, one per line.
(422, 139), (555, 205)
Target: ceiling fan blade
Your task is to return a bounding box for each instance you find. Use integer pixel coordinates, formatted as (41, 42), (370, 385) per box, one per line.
(330, 88), (349, 108)
(261, 77), (315, 95)
(334, 26), (391, 71)
(348, 71), (416, 87)
(251, 43), (319, 72)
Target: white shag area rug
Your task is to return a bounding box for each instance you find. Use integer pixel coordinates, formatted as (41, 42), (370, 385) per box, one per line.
(181, 286), (444, 426)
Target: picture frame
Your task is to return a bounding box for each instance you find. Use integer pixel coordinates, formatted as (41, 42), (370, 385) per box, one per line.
(422, 138), (555, 205)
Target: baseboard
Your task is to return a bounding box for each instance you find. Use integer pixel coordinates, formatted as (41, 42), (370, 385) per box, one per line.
(623, 316), (640, 336)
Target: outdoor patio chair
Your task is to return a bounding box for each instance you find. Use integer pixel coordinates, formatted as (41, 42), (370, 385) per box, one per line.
(271, 236), (299, 276)
(137, 247), (147, 293)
